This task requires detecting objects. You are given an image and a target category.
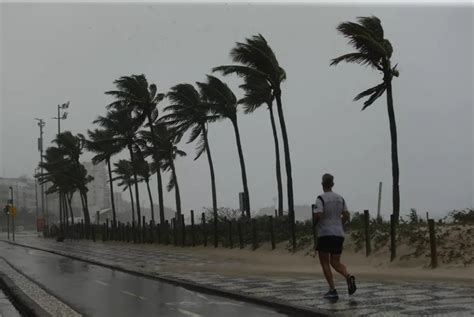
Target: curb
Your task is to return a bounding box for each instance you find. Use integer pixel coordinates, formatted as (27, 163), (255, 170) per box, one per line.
(3, 240), (331, 317)
(0, 271), (50, 317)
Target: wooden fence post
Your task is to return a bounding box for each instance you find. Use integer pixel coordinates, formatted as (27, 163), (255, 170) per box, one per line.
(238, 220), (244, 249)
(252, 218), (258, 250)
(172, 219), (177, 246)
(269, 216), (275, 250)
(428, 219), (438, 268)
(181, 214), (186, 247)
(201, 213), (207, 247)
(364, 210), (371, 256)
(191, 210), (195, 247)
(228, 220), (233, 249)
(165, 220), (170, 245)
(390, 214), (396, 261)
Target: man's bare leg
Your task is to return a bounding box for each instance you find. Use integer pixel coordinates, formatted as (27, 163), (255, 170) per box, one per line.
(318, 251), (335, 290)
(330, 255), (349, 277)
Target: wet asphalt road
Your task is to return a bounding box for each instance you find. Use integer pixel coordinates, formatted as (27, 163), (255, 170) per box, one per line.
(0, 242), (288, 317)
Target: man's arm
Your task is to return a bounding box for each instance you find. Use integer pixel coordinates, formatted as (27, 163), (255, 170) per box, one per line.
(341, 198), (350, 224)
(313, 198), (323, 223)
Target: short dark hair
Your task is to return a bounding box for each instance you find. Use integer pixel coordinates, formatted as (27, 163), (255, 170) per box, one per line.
(322, 173), (334, 188)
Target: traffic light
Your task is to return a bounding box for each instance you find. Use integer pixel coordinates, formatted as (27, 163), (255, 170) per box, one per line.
(3, 205), (9, 214)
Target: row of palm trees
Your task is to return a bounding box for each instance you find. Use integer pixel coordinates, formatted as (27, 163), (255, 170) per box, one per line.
(38, 16), (401, 256)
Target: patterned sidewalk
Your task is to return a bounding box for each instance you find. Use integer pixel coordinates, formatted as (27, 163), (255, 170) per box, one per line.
(2, 236), (474, 316)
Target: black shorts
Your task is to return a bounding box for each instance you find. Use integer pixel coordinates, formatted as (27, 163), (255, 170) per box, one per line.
(316, 235), (344, 255)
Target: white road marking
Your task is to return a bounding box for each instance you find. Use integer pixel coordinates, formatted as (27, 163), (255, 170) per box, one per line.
(176, 308), (202, 317)
(94, 280), (108, 286)
(121, 290), (147, 300)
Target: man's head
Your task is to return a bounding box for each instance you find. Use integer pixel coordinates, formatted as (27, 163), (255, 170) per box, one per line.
(322, 173), (334, 191)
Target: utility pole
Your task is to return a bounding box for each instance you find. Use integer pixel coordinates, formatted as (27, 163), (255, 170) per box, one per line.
(34, 167), (39, 233)
(35, 118), (46, 229)
(377, 182), (382, 222)
(52, 101), (69, 233)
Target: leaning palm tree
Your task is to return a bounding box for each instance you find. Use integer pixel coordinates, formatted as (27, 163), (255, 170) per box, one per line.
(330, 16), (400, 259)
(142, 123), (186, 218)
(85, 128), (122, 225)
(161, 83), (221, 247)
(197, 75), (251, 218)
(105, 75), (167, 225)
(94, 109), (144, 227)
(237, 72), (284, 216)
(112, 160), (137, 224)
(213, 34), (292, 236)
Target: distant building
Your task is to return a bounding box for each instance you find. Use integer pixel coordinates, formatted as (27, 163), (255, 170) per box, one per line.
(0, 176), (36, 213)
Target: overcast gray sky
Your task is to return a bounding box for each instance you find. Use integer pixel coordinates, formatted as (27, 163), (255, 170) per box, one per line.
(0, 3), (472, 219)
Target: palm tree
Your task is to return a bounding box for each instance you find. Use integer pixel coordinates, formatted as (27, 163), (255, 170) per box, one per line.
(53, 132), (93, 229)
(197, 75), (251, 218)
(213, 34), (292, 238)
(94, 109), (144, 227)
(105, 75), (167, 225)
(330, 16), (400, 258)
(331, 16), (400, 215)
(39, 132), (93, 231)
(238, 71), (284, 216)
(112, 160), (136, 223)
(142, 123), (186, 218)
(161, 83), (221, 247)
(85, 128), (122, 226)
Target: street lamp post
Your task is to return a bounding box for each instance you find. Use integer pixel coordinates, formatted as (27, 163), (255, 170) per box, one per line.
(35, 118), (46, 230)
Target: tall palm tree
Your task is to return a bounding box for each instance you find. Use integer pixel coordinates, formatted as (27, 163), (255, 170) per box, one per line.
(142, 123), (186, 218)
(112, 160), (136, 223)
(94, 109), (144, 227)
(161, 83), (221, 246)
(105, 75), (167, 225)
(197, 75), (251, 218)
(330, 16), (400, 216)
(238, 72), (284, 216)
(213, 34), (292, 235)
(85, 128), (122, 225)
(330, 16), (400, 258)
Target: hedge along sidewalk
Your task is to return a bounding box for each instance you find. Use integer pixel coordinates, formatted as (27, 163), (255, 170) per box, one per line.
(0, 257), (81, 317)
(3, 237), (474, 317)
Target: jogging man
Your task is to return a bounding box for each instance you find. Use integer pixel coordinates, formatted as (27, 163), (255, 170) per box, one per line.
(313, 173), (356, 299)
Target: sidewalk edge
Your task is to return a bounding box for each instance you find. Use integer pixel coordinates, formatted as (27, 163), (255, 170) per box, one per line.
(0, 270), (50, 317)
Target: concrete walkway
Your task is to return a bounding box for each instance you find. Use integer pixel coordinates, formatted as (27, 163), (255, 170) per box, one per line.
(3, 235), (474, 316)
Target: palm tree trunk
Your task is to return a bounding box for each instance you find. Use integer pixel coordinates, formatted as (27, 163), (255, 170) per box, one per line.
(128, 144), (141, 228)
(146, 179), (155, 222)
(268, 103), (284, 216)
(386, 80), (400, 220)
(147, 115), (165, 224)
(59, 192), (64, 235)
(231, 118), (251, 218)
(129, 186), (135, 224)
(170, 160), (182, 218)
(80, 190), (91, 228)
(203, 125), (218, 248)
(386, 78), (399, 261)
(274, 91), (295, 252)
(106, 158), (117, 225)
(67, 193), (74, 225)
(63, 193), (70, 231)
